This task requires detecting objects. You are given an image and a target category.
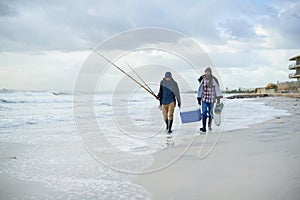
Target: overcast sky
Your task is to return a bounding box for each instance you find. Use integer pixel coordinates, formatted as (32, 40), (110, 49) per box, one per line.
(0, 0), (299, 92)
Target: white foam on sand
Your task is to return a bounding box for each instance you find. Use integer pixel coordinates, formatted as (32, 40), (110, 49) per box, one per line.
(222, 98), (291, 131)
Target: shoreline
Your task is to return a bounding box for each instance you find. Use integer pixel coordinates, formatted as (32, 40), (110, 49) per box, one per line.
(226, 92), (300, 99)
(133, 96), (300, 200)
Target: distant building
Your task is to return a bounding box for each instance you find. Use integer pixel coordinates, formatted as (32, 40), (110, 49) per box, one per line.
(255, 87), (266, 94)
(289, 55), (300, 80)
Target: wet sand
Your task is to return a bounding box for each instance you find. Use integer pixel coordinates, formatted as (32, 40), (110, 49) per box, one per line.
(134, 97), (300, 200)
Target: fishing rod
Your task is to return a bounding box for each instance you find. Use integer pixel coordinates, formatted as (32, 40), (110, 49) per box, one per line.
(90, 48), (158, 99)
(125, 61), (156, 96)
(0, 156), (17, 159)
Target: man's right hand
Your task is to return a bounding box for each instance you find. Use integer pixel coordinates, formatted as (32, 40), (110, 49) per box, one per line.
(197, 97), (201, 105)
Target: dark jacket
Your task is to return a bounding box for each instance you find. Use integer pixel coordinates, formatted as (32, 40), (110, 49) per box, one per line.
(157, 78), (181, 107)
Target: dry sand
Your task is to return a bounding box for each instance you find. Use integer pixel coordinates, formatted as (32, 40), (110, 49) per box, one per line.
(134, 97), (300, 200)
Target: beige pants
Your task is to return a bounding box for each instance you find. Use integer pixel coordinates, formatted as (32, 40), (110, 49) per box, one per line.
(162, 102), (175, 121)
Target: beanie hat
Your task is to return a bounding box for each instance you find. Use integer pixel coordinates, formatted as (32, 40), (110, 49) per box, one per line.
(165, 71), (172, 78)
(205, 67), (212, 73)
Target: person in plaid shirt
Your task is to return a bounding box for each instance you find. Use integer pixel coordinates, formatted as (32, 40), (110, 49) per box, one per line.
(197, 67), (222, 133)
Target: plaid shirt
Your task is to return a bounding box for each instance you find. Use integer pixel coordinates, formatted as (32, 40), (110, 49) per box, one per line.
(202, 78), (215, 103)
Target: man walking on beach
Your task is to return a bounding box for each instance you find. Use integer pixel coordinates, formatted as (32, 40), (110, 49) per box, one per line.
(157, 72), (181, 134)
(197, 67), (222, 133)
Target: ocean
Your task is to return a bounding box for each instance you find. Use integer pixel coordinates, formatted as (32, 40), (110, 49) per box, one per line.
(0, 90), (291, 199)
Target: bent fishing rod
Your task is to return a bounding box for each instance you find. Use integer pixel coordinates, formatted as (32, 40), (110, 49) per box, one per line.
(125, 61), (156, 97)
(90, 48), (158, 99)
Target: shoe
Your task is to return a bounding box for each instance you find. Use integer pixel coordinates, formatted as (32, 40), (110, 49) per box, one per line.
(200, 128), (206, 133)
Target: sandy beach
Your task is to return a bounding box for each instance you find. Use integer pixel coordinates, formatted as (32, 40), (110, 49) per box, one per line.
(1, 93), (299, 200)
(134, 97), (300, 200)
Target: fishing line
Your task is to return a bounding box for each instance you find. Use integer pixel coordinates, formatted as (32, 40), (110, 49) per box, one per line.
(90, 48), (158, 99)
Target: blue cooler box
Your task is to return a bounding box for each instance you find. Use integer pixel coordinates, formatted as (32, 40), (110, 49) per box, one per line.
(180, 109), (202, 123)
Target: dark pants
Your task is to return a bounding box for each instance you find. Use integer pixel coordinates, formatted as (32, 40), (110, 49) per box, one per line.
(202, 101), (214, 129)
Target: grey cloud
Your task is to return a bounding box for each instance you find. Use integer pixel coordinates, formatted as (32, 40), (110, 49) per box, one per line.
(96, 28), (184, 51)
(0, 0), (133, 51)
(220, 18), (256, 40)
(260, 1), (300, 49)
(0, 2), (16, 16)
(0, 0), (299, 52)
(0, 0), (226, 52)
(277, 3), (300, 42)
